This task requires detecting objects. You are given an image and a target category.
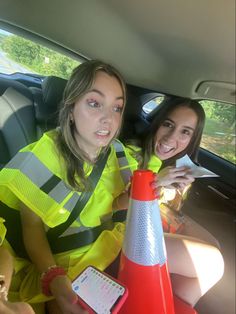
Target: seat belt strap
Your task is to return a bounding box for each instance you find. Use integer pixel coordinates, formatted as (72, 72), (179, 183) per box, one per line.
(47, 148), (110, 241)
(112, 140), (131, 223)
(48, 220), (114, 254)
(112, 140), (132, 185)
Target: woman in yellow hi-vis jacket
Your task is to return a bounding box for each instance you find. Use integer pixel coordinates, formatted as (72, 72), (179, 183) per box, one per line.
(0, 60), (133, 314)
(113, 97), (224, 307)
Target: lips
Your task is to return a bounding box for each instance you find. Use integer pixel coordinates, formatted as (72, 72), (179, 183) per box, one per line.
(95, 129), (112, 140)
(96, 129), (110, 136)
(156, 142), (175, 157)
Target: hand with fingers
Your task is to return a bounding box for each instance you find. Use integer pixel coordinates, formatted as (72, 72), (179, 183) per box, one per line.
(154, 166), (195, 189)
(49, 275), (88, 314)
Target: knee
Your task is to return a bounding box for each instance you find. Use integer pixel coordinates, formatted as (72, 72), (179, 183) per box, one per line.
(205, 247), (224, 284)
(17, 302), (35, 314)
(213, 248), (224, 281)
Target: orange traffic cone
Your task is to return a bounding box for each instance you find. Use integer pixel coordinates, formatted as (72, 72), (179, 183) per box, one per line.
(118, 169), (198, 314)
(118, 169), (175, 314)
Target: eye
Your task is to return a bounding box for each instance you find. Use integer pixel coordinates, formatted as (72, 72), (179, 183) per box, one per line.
(182, 129), (192, 136)
(87, 99), (101, 108)
(114, 105), (124, 113)
(162, 120), (173, 128)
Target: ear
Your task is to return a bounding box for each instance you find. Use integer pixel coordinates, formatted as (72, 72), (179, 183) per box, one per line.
(70, 110), (74, 123)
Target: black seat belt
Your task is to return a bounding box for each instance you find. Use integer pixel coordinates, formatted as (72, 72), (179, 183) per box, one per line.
(46, 148), (110, 252)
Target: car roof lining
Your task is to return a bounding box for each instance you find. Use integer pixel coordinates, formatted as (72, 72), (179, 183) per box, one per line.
(0, 0), (235, 102)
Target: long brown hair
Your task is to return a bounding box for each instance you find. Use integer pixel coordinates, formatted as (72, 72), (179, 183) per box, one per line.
(138, 96), (205, 168)
(56, 60), (126, 191)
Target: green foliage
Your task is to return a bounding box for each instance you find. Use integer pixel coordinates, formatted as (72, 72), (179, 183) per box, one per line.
(0, 34), (6, 45)
(201, 100), (235, 125)
(200, 101), (236, 164)
(1, 35), (80, 79)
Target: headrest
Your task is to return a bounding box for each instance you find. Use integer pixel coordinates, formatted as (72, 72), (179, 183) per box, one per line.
(119, 89), (144, 141)
(42, 76), (67, 109)
(0, 77), (32, 99)
(30, 76), (67, 126)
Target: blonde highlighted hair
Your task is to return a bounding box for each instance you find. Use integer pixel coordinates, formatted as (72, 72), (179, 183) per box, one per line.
(56, 60), (126, 190)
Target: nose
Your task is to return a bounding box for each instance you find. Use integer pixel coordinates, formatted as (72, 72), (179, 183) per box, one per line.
(164, 128), (178, 141)
(100, 107), (112, 123)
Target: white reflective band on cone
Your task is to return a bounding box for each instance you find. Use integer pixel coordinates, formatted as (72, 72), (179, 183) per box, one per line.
(123, 199), (167, 266)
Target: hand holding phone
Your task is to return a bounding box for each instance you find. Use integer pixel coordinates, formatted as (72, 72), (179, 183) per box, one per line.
(72, 266), (128, 314)
(49, 275), (87, 314)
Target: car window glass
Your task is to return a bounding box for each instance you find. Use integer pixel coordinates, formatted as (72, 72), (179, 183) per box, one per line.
(200, 100), (236, 164)
(142, 95), (165, 114)
(0, 28), (80, 79)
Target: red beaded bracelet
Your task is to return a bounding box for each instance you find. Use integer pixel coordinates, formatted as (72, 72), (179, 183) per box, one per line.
(41, 265), (66, 296)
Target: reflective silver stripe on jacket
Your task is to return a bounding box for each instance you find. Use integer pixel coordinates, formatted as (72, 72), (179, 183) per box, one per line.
(63, 192), (83, 224)
(59, 213), (114, 238)
(6, 152), (52, 186)
(112, 140), (132, 185)
(63, 192), (80, 212)
(6, 151), (73, 204)
(49, 180), (73, 203)
(59, 220), (90, 237)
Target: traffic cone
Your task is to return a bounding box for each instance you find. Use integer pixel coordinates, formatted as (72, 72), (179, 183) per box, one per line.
(118, 169), (198, 314)
(118, 169), (175, 314)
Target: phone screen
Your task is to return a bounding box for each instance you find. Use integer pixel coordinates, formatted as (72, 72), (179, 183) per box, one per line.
(72, 266), (126, 313)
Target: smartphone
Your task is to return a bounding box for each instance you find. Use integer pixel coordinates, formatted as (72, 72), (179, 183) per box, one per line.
(72, 265), (128, 314)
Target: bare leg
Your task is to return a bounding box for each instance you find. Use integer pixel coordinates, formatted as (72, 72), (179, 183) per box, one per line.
(181, 215), (220, 248)
(165, 233), (224, 306)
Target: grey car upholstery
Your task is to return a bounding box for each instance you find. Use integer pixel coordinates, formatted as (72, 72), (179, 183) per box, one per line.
(0, 76), (67, 169)
(0, 82), (35, 169)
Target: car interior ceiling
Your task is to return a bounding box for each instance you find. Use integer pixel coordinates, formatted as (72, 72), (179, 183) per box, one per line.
(0, 0), (235, 98)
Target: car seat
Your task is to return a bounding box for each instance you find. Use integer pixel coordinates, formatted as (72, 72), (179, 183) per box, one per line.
(0, 76), (67, 169)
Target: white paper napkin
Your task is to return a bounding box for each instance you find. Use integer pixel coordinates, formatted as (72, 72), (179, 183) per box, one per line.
(176, 154), (219, 178)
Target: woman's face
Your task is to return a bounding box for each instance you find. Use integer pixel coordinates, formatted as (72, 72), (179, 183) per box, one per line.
(71, 71), (124, 160)
(154, 106), (198, 160)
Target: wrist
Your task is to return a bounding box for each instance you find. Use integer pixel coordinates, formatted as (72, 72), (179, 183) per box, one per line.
(41, 265), (66, 296)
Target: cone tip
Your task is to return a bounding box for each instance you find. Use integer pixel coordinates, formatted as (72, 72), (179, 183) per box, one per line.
(131, 170), (156, 201)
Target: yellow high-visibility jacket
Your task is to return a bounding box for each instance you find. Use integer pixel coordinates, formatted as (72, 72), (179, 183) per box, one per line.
(0, 130), (135, 305)
(124, 144), (162, 175)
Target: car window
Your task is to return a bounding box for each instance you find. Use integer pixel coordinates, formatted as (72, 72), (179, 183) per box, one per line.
(200, 100), (235, 164)
(0, 28), (80, 79)
(142, 95), (165, 114)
